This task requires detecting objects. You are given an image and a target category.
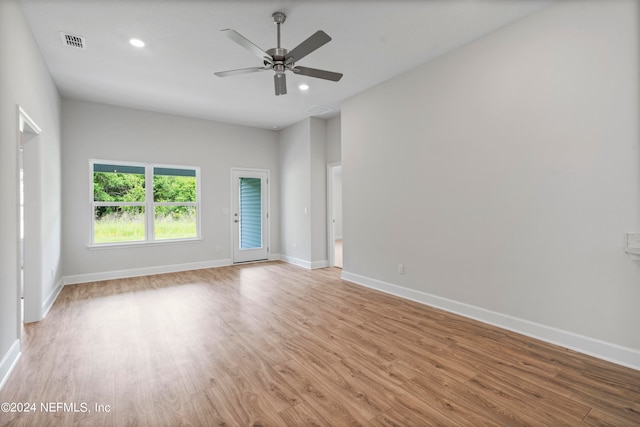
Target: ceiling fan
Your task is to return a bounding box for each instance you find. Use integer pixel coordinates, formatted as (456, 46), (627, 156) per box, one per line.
(215, 12), (343, 96)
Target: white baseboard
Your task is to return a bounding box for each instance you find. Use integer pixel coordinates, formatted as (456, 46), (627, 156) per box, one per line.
(311, 260), (329, 269)
(42, 278), (64, 318)
(0, 340), (21, 392)
(64, 259), (233, 285)
(63, 255), (328, 286)
(280, 255), (329, 269)
(342, 270), (640, 371)
(269, 253), (281, 261)
(279, 255), (312, 269)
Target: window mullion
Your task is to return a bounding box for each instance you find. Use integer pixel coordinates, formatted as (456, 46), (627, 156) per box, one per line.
(93, 202), (145, 207)
(146, 165), (154, 242)
(154, 202), (197, 207)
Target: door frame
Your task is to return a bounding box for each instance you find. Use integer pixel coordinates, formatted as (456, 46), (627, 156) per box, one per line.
(17, 106), (42, 333)
(230, 167), (271, 263)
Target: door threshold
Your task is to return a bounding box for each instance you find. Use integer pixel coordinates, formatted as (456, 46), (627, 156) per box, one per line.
(233, 259), (270, 265)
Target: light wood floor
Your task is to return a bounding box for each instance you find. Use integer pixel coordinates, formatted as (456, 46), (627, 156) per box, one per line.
(1, 262), (639, 426)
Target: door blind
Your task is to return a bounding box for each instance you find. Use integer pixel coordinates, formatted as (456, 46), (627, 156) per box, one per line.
(239, 177), (262, 249)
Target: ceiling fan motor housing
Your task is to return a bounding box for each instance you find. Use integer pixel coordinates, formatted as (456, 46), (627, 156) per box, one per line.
(267, 48), (288, 61)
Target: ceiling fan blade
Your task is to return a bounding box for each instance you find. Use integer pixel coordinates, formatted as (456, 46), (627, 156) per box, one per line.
(214, 67), (268, 77)
(292, 66), (343, 82)
(274, 73), (287, 96)
(221, 29), (272, 63)
(285, 30), (331, 63)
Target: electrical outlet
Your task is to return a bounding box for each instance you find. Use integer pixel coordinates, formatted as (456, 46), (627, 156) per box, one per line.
(398, 264), (405, 274)
(215, 246), (220, 252)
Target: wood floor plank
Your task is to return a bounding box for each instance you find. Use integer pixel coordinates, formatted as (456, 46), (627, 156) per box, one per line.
(244, 363), (303, 413)
(277, 401), (334, 427)
(299, 316), (397, 366)
(403, 375), (498, 427)
(582, 407), (640, 427)
(287, 353), (392, 420)
(371, 408), (451, 427)
(203, 372), (286, 426)
(274, 359), (371, 426)
(582, 364), (640, 394)
(460, 370), (594, 425)
(1, 262), (639, 426)
(356, 322), (479, 385)
(548, 368), (640, 425)
(448, 376), (551, 426)
(281, 330), (343, 367)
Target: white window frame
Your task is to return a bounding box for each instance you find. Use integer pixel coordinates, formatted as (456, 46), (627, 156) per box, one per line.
(90, 160), (201, 247)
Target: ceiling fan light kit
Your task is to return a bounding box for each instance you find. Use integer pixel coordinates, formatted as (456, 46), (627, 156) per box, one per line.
(215, 11), (343, 96)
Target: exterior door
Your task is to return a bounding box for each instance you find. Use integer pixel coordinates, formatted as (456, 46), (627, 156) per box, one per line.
(232, 169), (269, 263)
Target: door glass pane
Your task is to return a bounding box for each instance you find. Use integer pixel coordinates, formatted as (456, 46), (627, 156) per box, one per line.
(239, 177), (262, 249)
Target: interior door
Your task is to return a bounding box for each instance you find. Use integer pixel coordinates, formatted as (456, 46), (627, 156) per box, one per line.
(232, 169), (269, 263)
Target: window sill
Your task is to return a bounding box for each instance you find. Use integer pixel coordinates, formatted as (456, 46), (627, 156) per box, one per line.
(88, 238), (203, 250)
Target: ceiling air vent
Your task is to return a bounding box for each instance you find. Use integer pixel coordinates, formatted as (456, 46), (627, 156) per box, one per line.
(60, 32), (86, 49)
(306, 105), (334, 116)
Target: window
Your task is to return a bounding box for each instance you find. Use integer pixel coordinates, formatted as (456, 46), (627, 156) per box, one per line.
(91, 161), (200, 245)
(153, 167), (198, 241)
(92, 163), (146, 244)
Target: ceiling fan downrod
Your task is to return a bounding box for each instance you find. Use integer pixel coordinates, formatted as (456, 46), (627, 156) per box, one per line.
(269, 12), (288, 62)
(270, 11), (288, 91)
(272, 12), (286, 49)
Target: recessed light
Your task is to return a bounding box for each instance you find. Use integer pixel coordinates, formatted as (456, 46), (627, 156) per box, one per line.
(298, 84), (309, 91)
(129, 38), (145, 48)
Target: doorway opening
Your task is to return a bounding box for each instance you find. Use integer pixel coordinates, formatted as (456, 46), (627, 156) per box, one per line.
(17, 106), (41, 333)
(19, 146), (24, 322)
(327, 163), (343, 268)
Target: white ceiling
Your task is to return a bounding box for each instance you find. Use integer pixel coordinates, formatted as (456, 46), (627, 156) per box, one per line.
(18, 0), (553, 130)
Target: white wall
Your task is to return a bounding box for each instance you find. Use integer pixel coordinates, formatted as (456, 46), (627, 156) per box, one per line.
(0, 0), (62, 387)
(278, 119), (312, 265)
(61, 99), (279, 281)
(342, 0), (640, 368)
(326, 115), (342, 165)
(310, 118), (328, 264)
(278, 117), (329, 268)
